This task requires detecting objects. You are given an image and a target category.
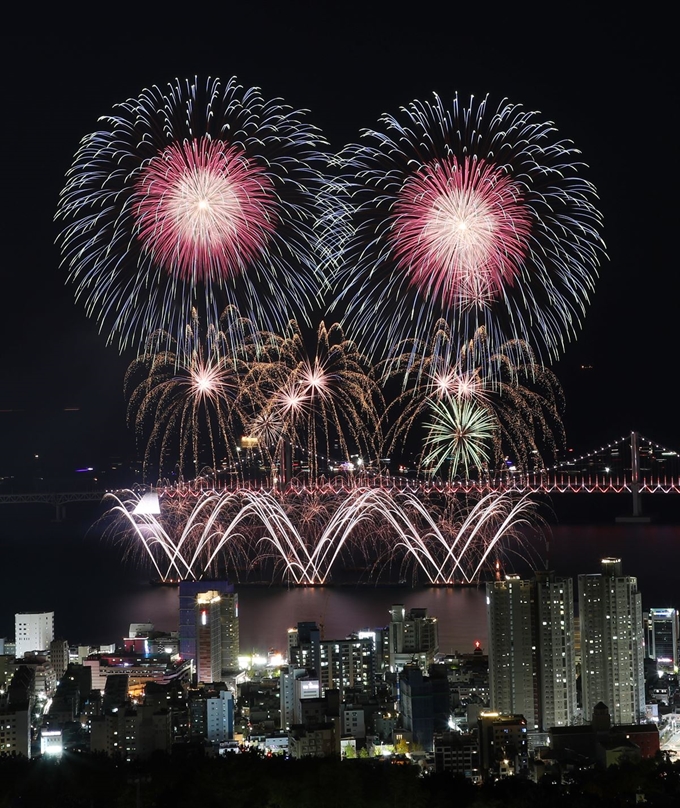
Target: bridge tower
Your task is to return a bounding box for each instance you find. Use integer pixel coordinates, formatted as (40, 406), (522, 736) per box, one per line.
(616, 431), (651, 524)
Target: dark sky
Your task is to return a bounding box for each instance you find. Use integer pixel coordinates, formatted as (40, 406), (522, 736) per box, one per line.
(1, 6), (677, 482)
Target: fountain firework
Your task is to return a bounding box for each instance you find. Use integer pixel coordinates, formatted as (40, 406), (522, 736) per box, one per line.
(104, 483), (544, 585)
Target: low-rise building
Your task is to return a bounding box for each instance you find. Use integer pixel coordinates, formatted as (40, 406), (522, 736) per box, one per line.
(288, 721), (339, 758)
(433, 731), (480, 780)
(0, 704), (31, 757)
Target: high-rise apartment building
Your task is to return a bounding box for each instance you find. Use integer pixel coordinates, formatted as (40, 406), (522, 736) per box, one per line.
(578, 558), (645, 725)
(15, 612), (54, 659)
(388, 605), (439, 672)
(287, 622), (374, 700)
(179, 581), (239, 681)
(487, 571), (577, 731)
(219, 593), (239, 673)
(535, 571), (577, 730)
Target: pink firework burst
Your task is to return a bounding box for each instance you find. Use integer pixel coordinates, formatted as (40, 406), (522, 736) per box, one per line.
(133, 137), (278, 283)
(391, 157), (532, 307)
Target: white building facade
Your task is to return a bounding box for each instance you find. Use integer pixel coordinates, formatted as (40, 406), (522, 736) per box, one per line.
(15, 612), (54, 659)
(206, 689), (234, 742)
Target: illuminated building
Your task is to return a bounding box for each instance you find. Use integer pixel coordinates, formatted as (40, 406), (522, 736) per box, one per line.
(90, 705), (172, 759)
(358, 627), (390, 679)
(179, 580), (239, 680)
(288, 722), (339, 758)
(196, 591), (222, 684)
(219, 593), (240, 673)
(388, 605), (439, 672)
(14, 612), (54, 659)
(40, 729), (63, 757)
(279, 666), (318, 730)
(287, 623), (374, 700)
(486, 571), (577, 731)
(645, 608), (679, 673)
(81, 653), (190, 704)
(578, 558), (645, 725)
(0, 705), (31, 757)
(287, 623), (321, 674)
(318, 638), (374, 698)
(206, 688), (234, 742)
(342, 706), (366, 740)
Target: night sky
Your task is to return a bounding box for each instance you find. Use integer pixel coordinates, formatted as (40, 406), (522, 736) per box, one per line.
(1, 7), (677, 485)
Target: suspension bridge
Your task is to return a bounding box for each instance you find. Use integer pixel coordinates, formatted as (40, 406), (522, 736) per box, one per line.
(0, 432), (678, 520)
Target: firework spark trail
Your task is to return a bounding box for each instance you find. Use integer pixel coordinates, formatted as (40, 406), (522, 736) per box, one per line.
(104, 492), (196, 580)
(465, 493), (538, 581)
(125, 323), (243, 478)
(383, 325), (565, 475)
(332, 94), (605, 375)
(233, 321), (384, 480)
(198, 491), (316, 584)
(106, 485), (544, 585)
(57, 77), (327, 354)
(279, 322), (384, 476)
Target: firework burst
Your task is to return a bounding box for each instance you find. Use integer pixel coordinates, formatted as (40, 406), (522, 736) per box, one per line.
(332, 94), (605, 372)
(279, 322), (384, 476)
(422, 398), (497, 480)
(235, 321), (384, 480)
(57, 77), (327, 353)
(384, 324), (565, 474)
(125, 321), (241, 478)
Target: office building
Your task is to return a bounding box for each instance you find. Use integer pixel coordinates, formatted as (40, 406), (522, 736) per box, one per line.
(179, 581), (239, 680)
(645, 608), (678, 673)
(578, 558), (645, 725)
(280, 666), (318, 730)
(486, 571), (576, 731)
(195, 591), (222, 684)
(14, 612), (54, 659)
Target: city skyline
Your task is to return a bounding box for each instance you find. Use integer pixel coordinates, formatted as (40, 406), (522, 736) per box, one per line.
(1, 11), (678, 794)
